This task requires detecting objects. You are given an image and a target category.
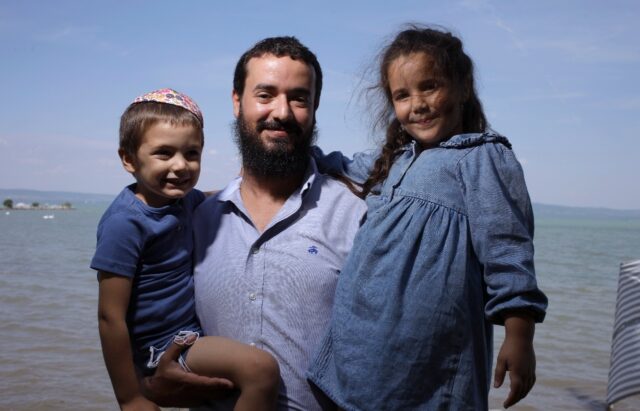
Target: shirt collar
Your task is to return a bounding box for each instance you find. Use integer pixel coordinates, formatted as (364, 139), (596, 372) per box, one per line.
(217, 156), (320, 217)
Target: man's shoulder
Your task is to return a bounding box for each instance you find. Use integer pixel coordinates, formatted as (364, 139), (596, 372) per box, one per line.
(312, 174), (367, 220)
(316, 174), (364, 201)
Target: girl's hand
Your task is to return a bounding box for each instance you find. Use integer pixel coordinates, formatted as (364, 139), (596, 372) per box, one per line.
(120, 395), (161, 411)
(493, 315), (536, 408)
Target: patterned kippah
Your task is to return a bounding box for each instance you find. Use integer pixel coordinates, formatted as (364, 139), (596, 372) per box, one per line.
(132, 88), (203, 126)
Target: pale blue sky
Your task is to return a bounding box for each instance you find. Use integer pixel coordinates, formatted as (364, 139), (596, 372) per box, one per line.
(1, 0), (638, 209)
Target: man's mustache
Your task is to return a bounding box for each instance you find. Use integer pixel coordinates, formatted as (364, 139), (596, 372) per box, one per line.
(256, 119), (303, 136)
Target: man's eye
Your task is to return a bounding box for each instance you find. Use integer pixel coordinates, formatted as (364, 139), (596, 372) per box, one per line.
(292, 96), (309, 106)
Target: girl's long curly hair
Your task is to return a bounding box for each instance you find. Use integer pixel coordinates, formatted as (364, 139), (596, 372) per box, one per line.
(360, 24), (488, 197)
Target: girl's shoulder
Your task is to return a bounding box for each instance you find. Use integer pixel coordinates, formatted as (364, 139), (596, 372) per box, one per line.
(439, 131), (512, 150)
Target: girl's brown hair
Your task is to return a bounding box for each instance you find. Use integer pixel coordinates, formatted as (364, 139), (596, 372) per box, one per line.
(361, 24), (488, 197)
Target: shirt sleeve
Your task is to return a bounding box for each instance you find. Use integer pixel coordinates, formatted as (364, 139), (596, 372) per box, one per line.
(311, 145), (379, 184)
(459, 142), (548, 324)
(90, 211), (146, 278)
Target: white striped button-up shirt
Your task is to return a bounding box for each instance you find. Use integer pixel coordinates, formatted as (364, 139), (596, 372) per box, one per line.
(193, 159), (366, 410)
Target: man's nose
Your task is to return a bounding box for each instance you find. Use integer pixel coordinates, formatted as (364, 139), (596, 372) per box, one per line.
(271, 95), (293, 121)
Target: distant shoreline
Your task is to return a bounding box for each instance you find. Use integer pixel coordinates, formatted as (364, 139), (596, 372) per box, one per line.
(2, 207), (75, 211)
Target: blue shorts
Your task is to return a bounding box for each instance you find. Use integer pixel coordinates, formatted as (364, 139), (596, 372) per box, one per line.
(137, 330), (200, 377)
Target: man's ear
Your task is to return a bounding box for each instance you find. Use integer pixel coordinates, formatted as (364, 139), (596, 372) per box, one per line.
(119, 148), (137, 174)
(232, 90), (241, 118)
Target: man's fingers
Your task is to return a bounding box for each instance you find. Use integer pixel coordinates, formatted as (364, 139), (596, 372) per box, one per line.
(159, 342), (187, 363)
(178, 371), (234, 390)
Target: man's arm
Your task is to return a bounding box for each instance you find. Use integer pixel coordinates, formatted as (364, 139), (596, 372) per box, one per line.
(98, 271), (160, 411)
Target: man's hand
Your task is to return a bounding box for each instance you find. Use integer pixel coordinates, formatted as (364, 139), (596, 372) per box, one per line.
(493, 315), (536, 408)
(140, 341), (235, 407)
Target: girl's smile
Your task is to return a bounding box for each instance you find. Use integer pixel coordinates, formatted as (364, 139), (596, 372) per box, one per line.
(388, 52), (464, 149)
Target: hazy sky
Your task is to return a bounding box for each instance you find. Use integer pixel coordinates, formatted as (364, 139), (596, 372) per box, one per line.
(1, 1), (638, 209)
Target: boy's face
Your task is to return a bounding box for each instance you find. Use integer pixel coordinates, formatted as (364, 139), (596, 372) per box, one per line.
(120, 121), (202, 207)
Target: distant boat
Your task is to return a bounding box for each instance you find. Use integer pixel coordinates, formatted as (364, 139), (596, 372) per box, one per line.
(43, 214), (55, 219)
(5, 211), (9, 215)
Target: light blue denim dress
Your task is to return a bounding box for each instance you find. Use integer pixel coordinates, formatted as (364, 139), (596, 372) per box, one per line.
(308, 132), (548, 410)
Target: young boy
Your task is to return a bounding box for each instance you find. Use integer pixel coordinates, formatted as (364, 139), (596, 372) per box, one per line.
(91, 89), (279, 411)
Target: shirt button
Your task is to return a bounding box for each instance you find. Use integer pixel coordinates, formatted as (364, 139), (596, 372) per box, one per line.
(249, 292), (256, 301)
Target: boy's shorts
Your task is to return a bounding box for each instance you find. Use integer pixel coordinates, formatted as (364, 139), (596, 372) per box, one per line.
(138, 330), (200, 377)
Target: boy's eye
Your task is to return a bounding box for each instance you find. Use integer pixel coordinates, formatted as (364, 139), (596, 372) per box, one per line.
(153, 150), (172, 159)
(186, 149), (201, 159)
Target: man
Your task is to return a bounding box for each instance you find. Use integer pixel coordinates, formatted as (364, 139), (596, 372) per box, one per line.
(144, 37), (366, 410)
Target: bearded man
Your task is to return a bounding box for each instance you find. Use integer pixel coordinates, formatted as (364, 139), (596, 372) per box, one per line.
(142, 37), (366, 411)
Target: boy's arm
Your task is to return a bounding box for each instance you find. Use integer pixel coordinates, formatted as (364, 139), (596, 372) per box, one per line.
(493, 313), (536, 408)
(98, 271), (160, 411)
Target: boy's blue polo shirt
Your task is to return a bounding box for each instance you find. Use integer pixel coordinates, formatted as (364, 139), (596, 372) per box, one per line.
(91, 184), (204, 366)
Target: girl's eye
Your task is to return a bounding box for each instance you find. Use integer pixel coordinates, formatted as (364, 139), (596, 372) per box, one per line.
(421, 80), (438, 91)
(393, 92), (409, 101)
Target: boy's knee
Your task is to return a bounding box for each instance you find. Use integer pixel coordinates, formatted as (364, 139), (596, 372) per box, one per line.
(249, 349), (280, 388)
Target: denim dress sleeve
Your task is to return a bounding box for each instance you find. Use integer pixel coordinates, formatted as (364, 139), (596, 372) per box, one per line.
(310, 145), (379, 184)
(458, 142), (548, 324)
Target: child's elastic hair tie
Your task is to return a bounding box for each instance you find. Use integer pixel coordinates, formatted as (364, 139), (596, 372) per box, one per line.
(132, 88), (204, 126)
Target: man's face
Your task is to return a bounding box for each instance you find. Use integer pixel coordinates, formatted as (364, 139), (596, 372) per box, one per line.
(233, 54), (317, 176)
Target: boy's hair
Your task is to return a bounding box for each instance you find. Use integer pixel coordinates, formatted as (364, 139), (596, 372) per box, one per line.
(361, 24), (488, 197)
(233, 36), (323, 109)
(119, 102), (204, 157)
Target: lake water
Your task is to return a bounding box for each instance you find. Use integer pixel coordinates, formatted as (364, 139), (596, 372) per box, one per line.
(1, 206), (639, 410)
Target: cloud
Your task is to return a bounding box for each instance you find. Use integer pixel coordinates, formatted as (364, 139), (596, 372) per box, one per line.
(534, 39), (640, 63)
(33, 25), (131, 57)
(510, 91), (587, 102)
(457, 0), (527, 53)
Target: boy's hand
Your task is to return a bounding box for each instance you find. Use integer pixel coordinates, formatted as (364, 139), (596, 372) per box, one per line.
(493, 315), (536, 408)
(140, 341), (235, 407)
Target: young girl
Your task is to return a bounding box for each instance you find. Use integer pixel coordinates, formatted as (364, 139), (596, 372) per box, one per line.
(308, 26), (548, 410)
(91, 89), (279, 411)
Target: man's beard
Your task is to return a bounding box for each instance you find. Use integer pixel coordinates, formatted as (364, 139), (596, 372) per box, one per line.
(233, 109), (317, 178)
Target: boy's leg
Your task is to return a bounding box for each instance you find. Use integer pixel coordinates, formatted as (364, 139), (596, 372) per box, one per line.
(184, 336), (279, 411)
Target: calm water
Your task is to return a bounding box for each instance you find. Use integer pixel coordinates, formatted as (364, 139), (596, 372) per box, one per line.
(1, 207), (639, 410)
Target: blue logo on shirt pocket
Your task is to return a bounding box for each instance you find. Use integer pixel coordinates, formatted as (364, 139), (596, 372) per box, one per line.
(307, 245), (318, 255)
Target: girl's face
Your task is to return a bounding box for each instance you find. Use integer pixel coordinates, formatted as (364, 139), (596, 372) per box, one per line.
(388, 52), (464, 149)
(121, 121), (202, 207)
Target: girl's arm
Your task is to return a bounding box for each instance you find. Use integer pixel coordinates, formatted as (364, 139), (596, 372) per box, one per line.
(460, 142), (548, 407)
(310, 146), (378, 184)
(493, 313), (536, 408)
(98, 271), (160, 411)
